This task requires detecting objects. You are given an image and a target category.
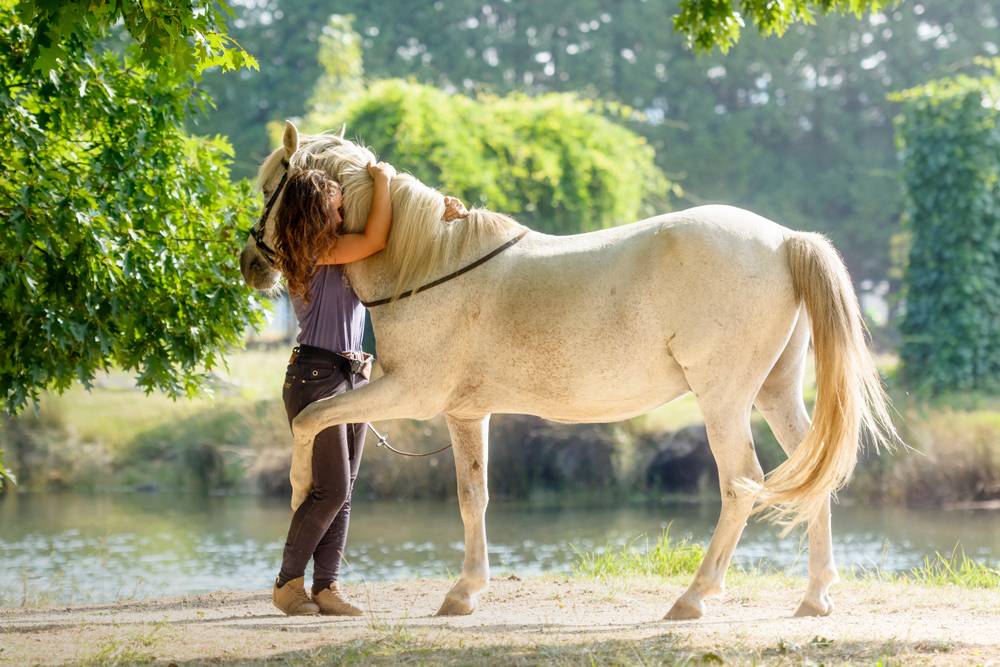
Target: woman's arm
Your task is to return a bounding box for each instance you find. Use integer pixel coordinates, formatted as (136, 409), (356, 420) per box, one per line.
(318, 161), (396, 265)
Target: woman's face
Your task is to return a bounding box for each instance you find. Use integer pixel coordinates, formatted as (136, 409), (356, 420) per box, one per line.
(329, 181), (344, 229)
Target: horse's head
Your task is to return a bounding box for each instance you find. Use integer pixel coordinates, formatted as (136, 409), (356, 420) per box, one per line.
(239, 120), (364, 291)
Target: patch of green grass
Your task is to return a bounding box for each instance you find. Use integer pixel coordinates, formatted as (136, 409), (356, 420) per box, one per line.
(78, 623), (164, 666)
(903, 546), (1000, 589)
(215, 629), (925, 667)
(35, 348), (289, 450)
(572, 526), (705, 579)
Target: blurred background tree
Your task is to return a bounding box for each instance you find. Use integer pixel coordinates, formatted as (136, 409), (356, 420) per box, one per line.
(3, 0), (1000, 532)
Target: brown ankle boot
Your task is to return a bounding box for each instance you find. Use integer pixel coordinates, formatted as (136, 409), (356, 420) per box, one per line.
(273, 576), (320, 616)
(313, 582), (364, 616)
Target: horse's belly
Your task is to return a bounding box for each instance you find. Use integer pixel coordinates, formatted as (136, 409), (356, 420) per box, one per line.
(470, 347), (691, 423)
(524, 377), (691, 424)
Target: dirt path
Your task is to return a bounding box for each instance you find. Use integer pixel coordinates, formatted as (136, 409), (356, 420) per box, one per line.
(2, 576), (998, 665)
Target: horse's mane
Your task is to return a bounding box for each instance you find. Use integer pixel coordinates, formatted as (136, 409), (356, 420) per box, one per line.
(257, 132), (523, 300)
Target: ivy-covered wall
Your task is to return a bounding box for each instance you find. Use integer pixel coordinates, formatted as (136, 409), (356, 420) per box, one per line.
(894, 69), (1000, 393)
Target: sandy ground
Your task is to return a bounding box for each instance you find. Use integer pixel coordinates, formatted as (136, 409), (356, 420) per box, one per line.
(1, 576), (998, 665)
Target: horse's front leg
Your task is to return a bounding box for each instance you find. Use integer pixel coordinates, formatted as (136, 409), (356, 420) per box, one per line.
(437, 414), (491, 616)
(289, 374), (428, 510)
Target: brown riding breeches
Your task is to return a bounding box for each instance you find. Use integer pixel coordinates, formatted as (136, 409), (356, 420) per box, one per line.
(278, 347), (367, 591)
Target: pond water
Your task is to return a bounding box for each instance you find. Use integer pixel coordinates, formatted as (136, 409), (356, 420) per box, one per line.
(1, 493), (998, 606)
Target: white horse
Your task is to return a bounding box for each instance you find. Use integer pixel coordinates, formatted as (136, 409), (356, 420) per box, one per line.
(240, 122), (897, 620)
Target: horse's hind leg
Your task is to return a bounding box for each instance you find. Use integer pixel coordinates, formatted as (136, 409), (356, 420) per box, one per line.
(665, 395), (763, 620)
(436, 414), (491, 616)
(755, 313), (837, 617)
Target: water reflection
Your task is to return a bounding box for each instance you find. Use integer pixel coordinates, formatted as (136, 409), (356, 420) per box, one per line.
(1, 493), (997, 605)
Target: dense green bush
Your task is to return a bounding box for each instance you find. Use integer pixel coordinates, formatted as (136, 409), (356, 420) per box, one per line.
(894, 64), (1000, 393)
(297, 17), (672, 235)
(319, 81), (671, 234)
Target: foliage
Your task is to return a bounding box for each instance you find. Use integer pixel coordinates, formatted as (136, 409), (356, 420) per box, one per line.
(308, 14), (364, 116)
(572, 527), (705, 579)
(674, 0), (887, 52)
(198, 0), (1000, 283)
(14, 0), (256, 76)
(298, 26), (672, 235)
(0, 443), (13, 487)
(0, 4), (266, 489)
(893, 62), (1000, 393)
(338, 84), (670, 234)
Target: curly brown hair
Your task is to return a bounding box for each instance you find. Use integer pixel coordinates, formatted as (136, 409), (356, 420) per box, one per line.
(273, 169), (343, 300)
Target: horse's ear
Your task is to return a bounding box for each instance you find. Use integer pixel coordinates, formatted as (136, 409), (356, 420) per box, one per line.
(283, 121), (299, 159)
(336, 123), (346, 138)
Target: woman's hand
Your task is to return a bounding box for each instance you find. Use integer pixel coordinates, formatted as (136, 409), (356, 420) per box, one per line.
(318, 161), (396, 265)
(367, 161), (396, 182)
(443, 195), (469, 222)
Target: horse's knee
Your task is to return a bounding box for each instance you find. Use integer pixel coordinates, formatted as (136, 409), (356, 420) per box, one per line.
(720, 458), (764, 504)
(457, 481), (487, 513)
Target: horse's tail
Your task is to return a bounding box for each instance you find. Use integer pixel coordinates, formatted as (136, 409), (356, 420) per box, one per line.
(750, 232), (899, 530)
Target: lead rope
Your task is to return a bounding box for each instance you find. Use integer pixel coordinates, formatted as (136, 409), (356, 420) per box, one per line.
(367, 423), (453, 458)
(347, 367), (452, 458)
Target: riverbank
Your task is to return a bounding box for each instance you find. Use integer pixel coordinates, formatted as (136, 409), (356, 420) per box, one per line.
(4, 349), (1000, 510)
(2, 575), (998, 665)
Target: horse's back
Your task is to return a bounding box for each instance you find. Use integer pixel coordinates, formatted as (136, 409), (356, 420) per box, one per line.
(457, 205), (802, 421)
(497, 204), (794, 322)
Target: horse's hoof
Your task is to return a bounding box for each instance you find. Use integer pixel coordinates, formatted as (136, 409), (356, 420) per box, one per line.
(794, 597), (833, 617)
(664, 598), (704, 621)
(436, 594), (475, 616)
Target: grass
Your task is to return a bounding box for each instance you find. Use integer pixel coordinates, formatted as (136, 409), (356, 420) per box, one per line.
(572, 527), (706, 580)
(904, 546), (1000, 588)
(33, 348), (289, 449)
(8, 344), (1000, 514)
(77, 623), (164, 666)
(573, 529), (1000, 591)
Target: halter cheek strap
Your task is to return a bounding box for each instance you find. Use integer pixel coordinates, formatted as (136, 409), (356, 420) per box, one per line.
(248, 158), (290, 266)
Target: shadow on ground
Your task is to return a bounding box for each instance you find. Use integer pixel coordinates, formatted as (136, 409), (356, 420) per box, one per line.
(171, 632), (962, 666)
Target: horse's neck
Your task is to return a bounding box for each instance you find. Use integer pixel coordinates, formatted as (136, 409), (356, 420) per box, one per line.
(342, 220), (513, 304)
(341, 255), (393, 304)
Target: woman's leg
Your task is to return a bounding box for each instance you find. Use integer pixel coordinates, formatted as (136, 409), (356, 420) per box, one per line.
(311, 421), (367, 593)
(277, 421), (352, 585)
(277, 362), (353, 586)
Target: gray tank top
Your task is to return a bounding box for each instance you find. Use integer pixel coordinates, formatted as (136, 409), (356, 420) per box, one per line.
(291, 265), (366, 353)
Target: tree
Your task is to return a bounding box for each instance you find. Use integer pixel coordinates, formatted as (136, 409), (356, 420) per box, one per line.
(893, 61), (1000, 393)
(0, 2), (264, 486)
(14, 0), (255, 76)
(673, 0), (888, 52)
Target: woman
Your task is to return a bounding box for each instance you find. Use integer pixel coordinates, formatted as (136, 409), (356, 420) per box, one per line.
(270, 161), (468, 616)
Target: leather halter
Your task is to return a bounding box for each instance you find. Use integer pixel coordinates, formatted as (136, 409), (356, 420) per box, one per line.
(361, 228), (529, 307)
(248, 157), (290, 266)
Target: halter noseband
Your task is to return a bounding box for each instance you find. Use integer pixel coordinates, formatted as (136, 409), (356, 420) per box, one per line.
(248, 157), (290, 266)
